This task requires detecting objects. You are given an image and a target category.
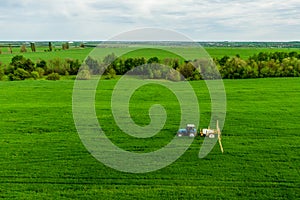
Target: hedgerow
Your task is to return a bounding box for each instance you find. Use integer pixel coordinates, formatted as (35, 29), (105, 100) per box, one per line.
(1, 51), (300, 81)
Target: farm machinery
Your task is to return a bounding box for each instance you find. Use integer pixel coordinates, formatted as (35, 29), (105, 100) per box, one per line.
(177, 124), (197, 137)
(177, 121), (224, 153)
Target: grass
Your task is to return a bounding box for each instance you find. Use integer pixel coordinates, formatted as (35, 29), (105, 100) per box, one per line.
(0, 78), (299, 199)
(205, 47), (300, 59)
(0, 48), (93, 65)
(1, 46), (300, 66)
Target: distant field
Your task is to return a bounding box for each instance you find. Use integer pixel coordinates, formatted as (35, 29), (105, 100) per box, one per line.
(0, 78), (299, 199)
(0, 47), (92, 65)
(206, 47), (300, 59)
(1, 46), (300, 65)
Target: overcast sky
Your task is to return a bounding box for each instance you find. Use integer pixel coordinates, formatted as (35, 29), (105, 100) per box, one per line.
(0, 0), (299, 41)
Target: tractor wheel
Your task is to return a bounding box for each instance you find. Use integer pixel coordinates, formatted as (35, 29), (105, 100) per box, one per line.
(208, 134), (215, 138)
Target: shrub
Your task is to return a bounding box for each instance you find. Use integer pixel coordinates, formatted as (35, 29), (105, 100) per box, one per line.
(178, 63), (194, 80)
(77, 69), (91, 80)
(66, 59), (81, 75)
(9, 68), (30, 81)
(148, 57), (159, 64)
(36, 60), (47, 70)
(10, 55), (35, 72)
(20, 44), (27, 53)
(47, 73), (60, 80)
(31, 71), (40, 80)
(47, 58), (69, 75)
(105, 68), (116, 80)
(166, 69), (181, 81)
(153, 69), (162, 79)
(36, 67), (45, 77)
(0, 67), (4, 80)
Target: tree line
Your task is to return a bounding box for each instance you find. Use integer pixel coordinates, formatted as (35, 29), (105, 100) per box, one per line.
(0, 51), (300, 81)
(0, 55), (81, 81)
(83, 51), (300, 80)
(217, 51), (300, 79)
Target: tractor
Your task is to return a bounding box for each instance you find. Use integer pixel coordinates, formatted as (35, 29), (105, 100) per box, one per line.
(177, 124), (197, 137)
(177, 121), (224, 153)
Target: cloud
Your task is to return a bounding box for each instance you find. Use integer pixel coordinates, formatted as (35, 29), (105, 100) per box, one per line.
(0, 0), (299, 41)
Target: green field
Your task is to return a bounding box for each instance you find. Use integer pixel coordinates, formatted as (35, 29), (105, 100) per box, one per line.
(0, 78), (299, 199)
(1, 46), (300, 66)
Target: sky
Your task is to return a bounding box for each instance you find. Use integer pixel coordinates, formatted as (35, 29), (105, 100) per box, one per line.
(0, 0), (299, 41)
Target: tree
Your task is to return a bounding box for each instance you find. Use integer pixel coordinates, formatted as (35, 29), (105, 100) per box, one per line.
(8, 44), (12, 54)
(36, 60), (47, 70)
(46, 73), (60, 80)
(124, 58), (134, 71)
(67, 59), (81, 75)
(85, 56), (101, 74)
(10, 55), (35, 72)
(62, 42), (69, 50)
(0, 64), (4, 80)
(105, 68), (116, 79)
(218, 55), (230, 66)
(103, 53), (117, 64)
(49, 42), (53, 52)
(30, 71), (40, 80)
(30, 42), (36, 52)
(20, 44), (27, 53)
(178, 62), (194, 80)
(166, 69), (181, 81)
(77, 69), (91, 80)
(9, 68), (31, 81)
(80, 43), (85, 48)
(113, 58), (125, 75)
(147, 57), (159, 64)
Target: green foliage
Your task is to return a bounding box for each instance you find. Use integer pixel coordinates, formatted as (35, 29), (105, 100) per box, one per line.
(105, 68), (116, 79)
(80, 43), (85, 48)
(62, 42), (69, 50)
(20, 44), (27, 53)
(147, 56), (159, 64)
(77, 69), (91, 80)
(35, 67), (45, 77)
(46, 72), (60, 80)
(10, 55), (35, 72)
(216, 52), (300, 79)
(9, 68), (31, 81)
(30, 42), (36, 52)
(66, 58), (81, 75)
(0, 65), (4, 80)
(47, 58), (70, 75)
(103, 53), (117, 64)
(3, 48), (300, 81)
(30, 71), (40, 80)
(152, 69), (162, 79)
(166, 69), (181, 81)
(49, 42), (53, 52)
(8, 44), (12, 54)
(36, 60), (47, 70)
(178, 62), (195, 80)
(85, 56), (101, 74)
